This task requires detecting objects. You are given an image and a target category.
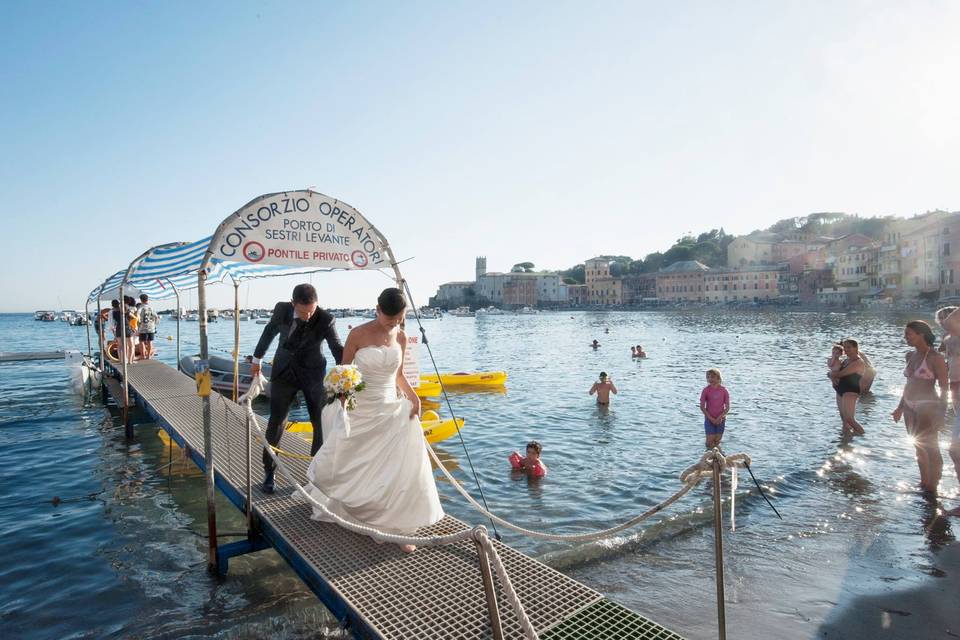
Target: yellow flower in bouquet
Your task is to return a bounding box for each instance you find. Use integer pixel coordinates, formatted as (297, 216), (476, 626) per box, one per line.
(324, 365), (365, 410)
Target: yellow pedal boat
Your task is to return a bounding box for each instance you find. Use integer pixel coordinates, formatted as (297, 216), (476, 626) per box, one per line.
(420, 371), (508, 387)
(414, 381), (442, 397)
(286, 410), (464, 445)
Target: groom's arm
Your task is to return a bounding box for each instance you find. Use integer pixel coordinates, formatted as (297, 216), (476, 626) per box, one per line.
(324, 317), (344, 365)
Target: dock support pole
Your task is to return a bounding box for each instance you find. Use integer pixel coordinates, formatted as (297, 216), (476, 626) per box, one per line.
(712, 451), (727, 640)
(473, 528), (504, 640)
(232, 279), (240, 402)
(245, 411), (253, 535)
(167, 279), (181, 371)
(198, 268), (219, 573)
(119, 293), (131, 437)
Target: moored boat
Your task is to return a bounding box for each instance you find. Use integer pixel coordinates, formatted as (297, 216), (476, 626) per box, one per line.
(421, 371), (508, 386)
(179, 353), (272, 396)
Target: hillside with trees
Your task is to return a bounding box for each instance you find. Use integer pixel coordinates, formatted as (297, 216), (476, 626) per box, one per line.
(557, 212), (924, 284)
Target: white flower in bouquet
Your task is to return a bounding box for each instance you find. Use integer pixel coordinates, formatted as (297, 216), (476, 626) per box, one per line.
(324, 365), (365, 410)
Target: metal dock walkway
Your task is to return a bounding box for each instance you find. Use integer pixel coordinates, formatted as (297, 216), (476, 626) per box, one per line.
(108, 359), (684, 640)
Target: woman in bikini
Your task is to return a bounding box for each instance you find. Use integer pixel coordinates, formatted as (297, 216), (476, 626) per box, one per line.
(830, 338), (865, 436)
(892, 320), (947, 493)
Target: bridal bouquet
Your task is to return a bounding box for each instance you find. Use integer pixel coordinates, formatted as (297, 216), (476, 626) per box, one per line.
(324, 365), (365, 410)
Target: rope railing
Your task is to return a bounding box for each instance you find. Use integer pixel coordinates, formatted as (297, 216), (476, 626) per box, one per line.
(239, 375), (753, 639)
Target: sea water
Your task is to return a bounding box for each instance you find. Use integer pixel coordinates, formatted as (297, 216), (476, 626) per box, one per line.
(1, 310), (957, 639)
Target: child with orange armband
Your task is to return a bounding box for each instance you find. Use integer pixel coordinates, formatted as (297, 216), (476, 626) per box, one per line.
(509, 441), (547, 477)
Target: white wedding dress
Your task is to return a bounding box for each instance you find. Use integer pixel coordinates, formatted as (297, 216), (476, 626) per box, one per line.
(304, 343), (444, 535)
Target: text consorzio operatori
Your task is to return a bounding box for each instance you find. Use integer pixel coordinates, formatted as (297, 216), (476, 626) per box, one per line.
(217, 197), (386, 265)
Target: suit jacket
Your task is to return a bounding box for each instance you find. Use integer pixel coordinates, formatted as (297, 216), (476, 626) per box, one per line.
(254, 302), (344, 385)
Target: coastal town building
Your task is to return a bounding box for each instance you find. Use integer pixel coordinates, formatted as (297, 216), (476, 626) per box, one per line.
(584, 257), (622, 305)
(655, 260), (786, 303)
(621, 274), (658, 305)
(433, 257), (567, 309)
(655, 260), (709, 302)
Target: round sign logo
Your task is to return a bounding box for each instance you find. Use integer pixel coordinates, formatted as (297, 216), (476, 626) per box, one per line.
(243, 241), (265, 263)
(351, 250), (369, 268)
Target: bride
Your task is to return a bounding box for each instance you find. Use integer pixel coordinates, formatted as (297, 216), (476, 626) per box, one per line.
(304, 287), (444, 552)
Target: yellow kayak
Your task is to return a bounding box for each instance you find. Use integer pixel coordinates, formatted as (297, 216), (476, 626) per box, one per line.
(421, 371), (508, 387)
(414, 381), (442, 397)
(287, 410), (465, 445)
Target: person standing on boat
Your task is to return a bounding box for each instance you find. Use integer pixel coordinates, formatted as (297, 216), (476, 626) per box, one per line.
(250, 284), (344, 494)
(137, 294), (159, 360)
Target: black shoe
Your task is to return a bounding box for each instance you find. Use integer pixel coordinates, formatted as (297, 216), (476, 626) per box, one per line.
(261, 472), (275, 494)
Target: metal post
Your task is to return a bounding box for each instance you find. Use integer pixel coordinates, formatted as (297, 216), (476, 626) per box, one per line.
(167, 279), (181, 371)
(711, 451), (727, 640)
(96, 298), (105, 387)
(233, 279), (240, 402)
(84, 297), (93, 359)
(245, 412), (253, 535)
(198, 268), (218, 573)
(473, 531), (504, 640)
(119, 292), (131, 436)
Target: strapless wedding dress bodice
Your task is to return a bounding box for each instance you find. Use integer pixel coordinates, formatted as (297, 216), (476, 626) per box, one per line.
(304, 342), (444, 535)
(352, 344), (404, 404)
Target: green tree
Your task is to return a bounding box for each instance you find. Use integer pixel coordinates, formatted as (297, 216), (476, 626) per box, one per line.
(641, 252), (664, 272)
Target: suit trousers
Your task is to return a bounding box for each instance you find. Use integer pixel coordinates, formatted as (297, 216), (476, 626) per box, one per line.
(263, 374), (327, 475)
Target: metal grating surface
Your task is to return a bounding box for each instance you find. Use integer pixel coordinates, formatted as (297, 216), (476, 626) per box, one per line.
(542, 599), (685, 640)
(111, 360), (681, 640)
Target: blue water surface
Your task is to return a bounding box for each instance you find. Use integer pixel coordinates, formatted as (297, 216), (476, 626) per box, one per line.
(1, 309), (958, 639)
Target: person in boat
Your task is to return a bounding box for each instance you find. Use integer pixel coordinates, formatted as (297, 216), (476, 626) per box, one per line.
(137, 294), (159, 360)
(700, 368), (729, 449)
(304, 288), (443, 552)
(509, 441), (547, 477)
(936, 308), (960, 515)
(589, 372), (617, 405)
(829, 339), (866, 437)
(892, 320), (947, 494)
(250, 283), (344, 494)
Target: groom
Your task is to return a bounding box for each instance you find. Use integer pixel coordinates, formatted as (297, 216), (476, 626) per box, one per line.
(251, 283), (344, 493)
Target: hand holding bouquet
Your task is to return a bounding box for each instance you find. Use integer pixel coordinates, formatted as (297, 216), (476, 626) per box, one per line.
(324, 365), (365, 410)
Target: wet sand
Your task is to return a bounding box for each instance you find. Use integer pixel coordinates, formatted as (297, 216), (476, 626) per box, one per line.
(819, 539), (960, 639)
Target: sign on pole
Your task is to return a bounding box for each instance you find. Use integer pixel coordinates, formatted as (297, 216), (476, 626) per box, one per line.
(209, 191), (389, 270)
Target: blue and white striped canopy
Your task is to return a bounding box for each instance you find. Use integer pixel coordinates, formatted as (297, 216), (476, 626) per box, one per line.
(88, 236), (352, 302)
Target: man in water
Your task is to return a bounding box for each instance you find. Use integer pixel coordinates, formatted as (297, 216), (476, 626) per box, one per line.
(589, 371), (618, 404)
(250, 284), (343, 493)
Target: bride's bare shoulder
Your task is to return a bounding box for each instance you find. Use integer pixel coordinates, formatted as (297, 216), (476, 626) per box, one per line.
(347, 321), (378, 347)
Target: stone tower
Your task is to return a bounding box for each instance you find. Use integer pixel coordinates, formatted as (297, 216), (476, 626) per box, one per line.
(476, 256), (487, 281)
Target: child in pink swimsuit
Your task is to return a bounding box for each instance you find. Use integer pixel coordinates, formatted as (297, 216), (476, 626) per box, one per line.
(509, 441), (547, 477)
(700, 368), (730, 449)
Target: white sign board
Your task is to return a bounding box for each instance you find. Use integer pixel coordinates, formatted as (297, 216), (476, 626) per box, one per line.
(403, 333), (420, 388)
(210, 190), (389, 270)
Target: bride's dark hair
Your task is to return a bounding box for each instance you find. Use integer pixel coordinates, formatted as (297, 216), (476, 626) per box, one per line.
(378, 287), (407, 316)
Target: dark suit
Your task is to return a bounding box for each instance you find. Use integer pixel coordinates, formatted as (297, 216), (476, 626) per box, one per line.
(254, 302), (344, 475)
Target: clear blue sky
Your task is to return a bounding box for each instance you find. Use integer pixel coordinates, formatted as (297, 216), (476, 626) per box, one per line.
(2, 1), (958, 311)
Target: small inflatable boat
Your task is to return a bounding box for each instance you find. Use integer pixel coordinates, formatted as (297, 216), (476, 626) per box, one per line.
(179, 353), (272, 396)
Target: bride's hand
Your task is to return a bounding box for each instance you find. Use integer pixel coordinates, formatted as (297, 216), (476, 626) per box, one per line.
(408, 394), (421, 419)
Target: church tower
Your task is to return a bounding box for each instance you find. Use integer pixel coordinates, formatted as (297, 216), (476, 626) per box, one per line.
(476, 256), (487, 281)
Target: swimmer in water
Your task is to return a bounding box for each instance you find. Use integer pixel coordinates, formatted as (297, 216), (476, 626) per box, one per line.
(589, 371), (617, 405)
(591, 339), (601, 349)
